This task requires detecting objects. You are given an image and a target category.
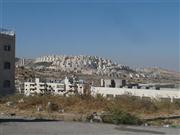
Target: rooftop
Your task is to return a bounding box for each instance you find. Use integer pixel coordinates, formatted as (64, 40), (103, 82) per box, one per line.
(0, 28), (15, 36)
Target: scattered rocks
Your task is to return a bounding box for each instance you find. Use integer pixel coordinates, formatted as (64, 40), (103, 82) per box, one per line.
(87, 112), (102, 123)
(144, 123), (149, 126)
(18, 98), (24, 103)
(58, 109), (64, 113)
(6, 101), (14, 107)
(0, 112), (5, 115)
(163, 124), (170, 128)
(36, 105), (43, 112)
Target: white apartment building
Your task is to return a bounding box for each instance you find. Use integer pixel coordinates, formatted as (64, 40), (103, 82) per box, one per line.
(24, 77), (84, 96)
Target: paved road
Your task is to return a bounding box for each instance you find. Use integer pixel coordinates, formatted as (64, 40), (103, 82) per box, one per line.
(0, 120), (180, 135)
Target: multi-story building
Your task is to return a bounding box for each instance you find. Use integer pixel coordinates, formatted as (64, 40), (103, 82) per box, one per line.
(24, 77), (84, 96)
(0, 29), (15, 96)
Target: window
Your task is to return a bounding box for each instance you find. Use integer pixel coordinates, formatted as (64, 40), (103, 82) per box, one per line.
(4, 62), (11, 69)
(4, 45), (11, 51)
(3, 80), (11, 88)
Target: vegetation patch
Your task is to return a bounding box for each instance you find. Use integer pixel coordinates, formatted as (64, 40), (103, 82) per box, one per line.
(0, 94), (180, 126)
(102, 105), (142, 125)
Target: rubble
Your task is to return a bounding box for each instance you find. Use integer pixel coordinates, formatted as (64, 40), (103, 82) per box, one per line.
(87, 112), (103, 123)
(6, 101), (14, 107)
(18, 99), (24, 103)
(58, 109), (64, 113)
(37, 105), (43, 112)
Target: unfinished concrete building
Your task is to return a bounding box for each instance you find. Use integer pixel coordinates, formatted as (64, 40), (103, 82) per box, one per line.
(101, 79), (126, 88)
(0, 29), (15, 96)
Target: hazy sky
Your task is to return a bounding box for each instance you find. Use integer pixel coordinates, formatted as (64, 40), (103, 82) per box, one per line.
(0, 0), (179, 71)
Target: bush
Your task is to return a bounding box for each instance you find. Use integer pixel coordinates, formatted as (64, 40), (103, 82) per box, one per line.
(103, 106), (142, 125)
(174, 99), (180, 108)
(113, 111), (139, 125)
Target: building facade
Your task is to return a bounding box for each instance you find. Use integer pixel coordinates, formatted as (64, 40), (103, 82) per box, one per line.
(101, 79), (126, 88)
(24, 77), (84, 96)
(0, 29), (15, 96)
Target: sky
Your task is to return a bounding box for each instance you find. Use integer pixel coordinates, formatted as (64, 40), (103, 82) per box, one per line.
(0, 0), (179, 71)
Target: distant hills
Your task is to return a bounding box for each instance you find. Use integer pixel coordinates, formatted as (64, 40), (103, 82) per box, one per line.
(15, 55), (180, 84)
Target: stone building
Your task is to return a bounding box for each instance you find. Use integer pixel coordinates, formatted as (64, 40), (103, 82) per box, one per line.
(0, 29), (15, 96)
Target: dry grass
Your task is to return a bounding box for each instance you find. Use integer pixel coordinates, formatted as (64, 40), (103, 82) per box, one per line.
(1, 94), (180, 119)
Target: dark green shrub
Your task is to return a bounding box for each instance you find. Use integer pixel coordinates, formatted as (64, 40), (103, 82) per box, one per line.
(114, 110), (139, 124)
(102, 106), (142, 125)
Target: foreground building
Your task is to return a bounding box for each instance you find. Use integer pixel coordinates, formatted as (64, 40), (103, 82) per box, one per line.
(0, 29), (15, 96)
(24, 77), (84, 96)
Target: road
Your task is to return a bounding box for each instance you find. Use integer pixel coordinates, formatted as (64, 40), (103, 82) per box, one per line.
(0, 120), (179, 135)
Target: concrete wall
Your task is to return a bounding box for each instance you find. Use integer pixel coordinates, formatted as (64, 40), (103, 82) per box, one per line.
(91, 87), (180, 102)
(0, 33), (15, 96)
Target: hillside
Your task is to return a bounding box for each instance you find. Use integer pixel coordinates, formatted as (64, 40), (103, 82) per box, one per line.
(15, 55), (180, 85)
